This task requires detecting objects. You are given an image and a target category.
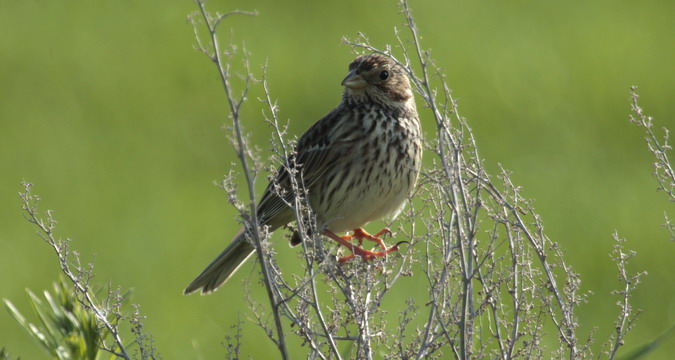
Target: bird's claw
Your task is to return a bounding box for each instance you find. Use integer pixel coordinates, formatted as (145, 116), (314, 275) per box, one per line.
(324, 228), (403, 264)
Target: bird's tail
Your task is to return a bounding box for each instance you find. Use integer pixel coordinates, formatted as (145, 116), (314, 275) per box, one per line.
(184, 229), (255, 295)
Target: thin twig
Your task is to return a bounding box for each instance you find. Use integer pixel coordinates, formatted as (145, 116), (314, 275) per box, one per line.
(192, 1), (289, 358)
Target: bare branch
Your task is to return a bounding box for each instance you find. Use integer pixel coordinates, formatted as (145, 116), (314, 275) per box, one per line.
(18, 182), (137, 359)
(191, 1), (289, 358)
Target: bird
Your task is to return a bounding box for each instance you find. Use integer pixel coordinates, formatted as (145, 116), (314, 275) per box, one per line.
(184, 53), (422, 295)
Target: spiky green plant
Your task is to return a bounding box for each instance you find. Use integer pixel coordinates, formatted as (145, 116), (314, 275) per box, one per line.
(4, 278), (107, 360)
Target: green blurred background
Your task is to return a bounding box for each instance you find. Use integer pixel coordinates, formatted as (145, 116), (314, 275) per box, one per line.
(1, 0), (673, 358)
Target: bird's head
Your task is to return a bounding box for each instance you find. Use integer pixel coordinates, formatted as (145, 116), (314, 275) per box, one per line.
(341, 54), (413, 106)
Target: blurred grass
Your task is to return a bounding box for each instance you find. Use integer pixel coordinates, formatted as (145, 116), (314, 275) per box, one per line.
(1, 0), (673, 358)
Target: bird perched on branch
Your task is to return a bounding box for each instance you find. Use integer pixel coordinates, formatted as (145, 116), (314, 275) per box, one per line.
(185, 54), (422, 295)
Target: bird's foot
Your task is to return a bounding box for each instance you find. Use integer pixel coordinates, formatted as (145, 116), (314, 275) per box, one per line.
(340, 227), (392, 248)
(323, 228), (400, 263)
(335, 244), (401, 263)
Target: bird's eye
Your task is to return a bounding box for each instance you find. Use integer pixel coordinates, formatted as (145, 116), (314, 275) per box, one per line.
(379, 70), (389, 80)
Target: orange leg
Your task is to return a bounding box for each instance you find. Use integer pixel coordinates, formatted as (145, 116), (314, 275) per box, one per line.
(323, 228), (400, 263)
(341, 228), (392, 249)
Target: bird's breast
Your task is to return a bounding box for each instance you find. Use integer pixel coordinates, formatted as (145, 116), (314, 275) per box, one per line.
(311, 108), (421, 233)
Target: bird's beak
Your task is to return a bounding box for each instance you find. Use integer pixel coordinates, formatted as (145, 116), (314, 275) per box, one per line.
(341, 71), (367, 89)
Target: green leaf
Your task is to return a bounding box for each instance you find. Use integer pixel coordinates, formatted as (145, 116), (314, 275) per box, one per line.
(3, 279), (105, 360)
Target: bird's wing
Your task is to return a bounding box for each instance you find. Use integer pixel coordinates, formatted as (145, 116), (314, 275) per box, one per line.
(256, 106), (351, 226)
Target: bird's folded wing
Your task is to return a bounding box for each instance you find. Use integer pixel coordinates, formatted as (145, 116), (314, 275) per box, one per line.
(256, 108), (349, 225)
